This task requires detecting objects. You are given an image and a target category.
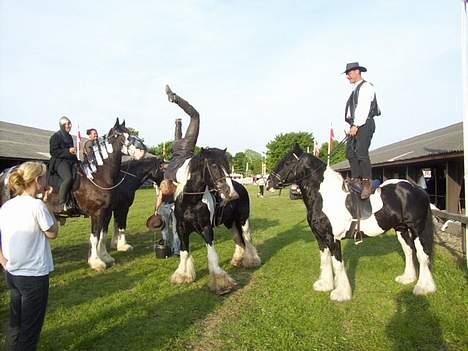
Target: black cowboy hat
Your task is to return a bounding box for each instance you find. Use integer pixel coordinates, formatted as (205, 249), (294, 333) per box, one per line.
(343, 62), (367, 74)
(146, 213), (166, 231)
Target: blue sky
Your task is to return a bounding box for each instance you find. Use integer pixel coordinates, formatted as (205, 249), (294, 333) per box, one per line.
(0, 0), (463, 155)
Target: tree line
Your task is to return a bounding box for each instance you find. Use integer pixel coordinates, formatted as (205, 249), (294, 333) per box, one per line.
(143, 131), (346, 175)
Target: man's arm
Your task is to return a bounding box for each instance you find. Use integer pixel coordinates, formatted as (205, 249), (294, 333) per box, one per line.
(155, 191), (162, 214)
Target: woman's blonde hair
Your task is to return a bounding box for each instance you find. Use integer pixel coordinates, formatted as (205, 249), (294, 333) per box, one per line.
(9, 161), (47, 195)
(160, 179), (176, 195)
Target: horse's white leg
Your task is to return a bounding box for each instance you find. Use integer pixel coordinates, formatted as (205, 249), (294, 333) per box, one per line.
(88, 234), (107, 271)
(230, 241), (244, 267)
(395, 231), (417, 284)
(98, 229), (115, 265)
(313, 248), (334, 292)
(116, 228), (133, 252)
(413, 237), (436, 295)
(330, 256), (352, 301)
(207, 244), (236, 294)
(240, 220), (261, 268)
(171, 250), (196, 284)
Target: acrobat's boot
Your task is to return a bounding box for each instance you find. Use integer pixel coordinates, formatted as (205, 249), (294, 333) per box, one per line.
(165, 84), (178, 103)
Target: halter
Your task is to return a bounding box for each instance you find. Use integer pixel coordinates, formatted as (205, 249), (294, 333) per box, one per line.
(271, 152), (327, 189)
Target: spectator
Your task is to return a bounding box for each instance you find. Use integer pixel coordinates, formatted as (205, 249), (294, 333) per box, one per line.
(155, 179), (180, 255)
(257, 176), (266, 198)
(0, 161), (58, 351)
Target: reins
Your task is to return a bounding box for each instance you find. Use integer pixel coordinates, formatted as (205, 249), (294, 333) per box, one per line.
(271, 135), (349, 188)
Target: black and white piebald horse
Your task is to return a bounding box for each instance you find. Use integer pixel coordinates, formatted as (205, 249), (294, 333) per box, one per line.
(172, 147), (261, 294)
(267, 144), (436, 301)
(104, 157), (164, 252)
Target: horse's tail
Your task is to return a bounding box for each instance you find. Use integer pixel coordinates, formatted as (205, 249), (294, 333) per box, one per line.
(421, 204), (435, 260)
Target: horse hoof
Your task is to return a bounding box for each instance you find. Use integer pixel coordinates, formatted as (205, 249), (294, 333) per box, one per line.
(413, 284), (436, 296)
(242, 255), (261, 268)
(230, 258), (242, 267)
(88, 259), (107, 272)
(330, 289), (352, 302)
(171, 271), (195, 284)
(209, 272), (237, 295)
(395, 274), (417, 285)
(117, 244), (134, 252)
(313, 279), (334, 292)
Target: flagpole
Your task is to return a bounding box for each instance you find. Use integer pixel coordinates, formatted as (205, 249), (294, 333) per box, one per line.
(461, 0), (468, 267)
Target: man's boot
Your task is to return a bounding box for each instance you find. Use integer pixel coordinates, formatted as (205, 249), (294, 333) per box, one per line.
(361, 179), (372, 200)
(348, 177), (361, 193)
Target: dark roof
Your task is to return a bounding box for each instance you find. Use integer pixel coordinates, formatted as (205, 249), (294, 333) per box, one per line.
(333, 122), (463, 170)
(0, 121), (60, 160)
(0, 120), (153, 162)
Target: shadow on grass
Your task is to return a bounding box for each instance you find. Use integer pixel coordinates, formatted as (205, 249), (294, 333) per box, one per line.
(253, 217), (311, 265)
(343, 233), (402, 290)
(41, 284), (226, 351)
(385, 291), (447, 351)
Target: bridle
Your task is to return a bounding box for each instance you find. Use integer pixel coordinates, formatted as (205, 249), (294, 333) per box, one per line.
(270, 152), (326, 188)
(184, 158), (229, 196)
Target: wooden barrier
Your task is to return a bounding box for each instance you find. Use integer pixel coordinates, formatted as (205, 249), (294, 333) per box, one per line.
(431, 208), (467, 266)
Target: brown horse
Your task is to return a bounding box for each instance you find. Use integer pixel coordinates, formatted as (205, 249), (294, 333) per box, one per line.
(0, 118), (147, 271)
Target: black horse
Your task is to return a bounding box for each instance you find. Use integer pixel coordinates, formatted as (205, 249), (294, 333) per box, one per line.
(171, 147), (261, 294)
(105, 157), (164, 252)
(267, 144), (436, 301)
(0, 119), (147, 271)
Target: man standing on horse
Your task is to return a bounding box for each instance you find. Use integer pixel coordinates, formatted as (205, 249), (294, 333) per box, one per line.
(344, 62), (381, 200)
(49, 116), (78, 213)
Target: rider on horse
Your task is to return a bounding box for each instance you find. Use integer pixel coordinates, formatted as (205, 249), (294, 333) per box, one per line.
(48, 116), (78, 213)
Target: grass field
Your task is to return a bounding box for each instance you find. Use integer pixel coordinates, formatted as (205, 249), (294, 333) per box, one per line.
(1, 186), (467, 350)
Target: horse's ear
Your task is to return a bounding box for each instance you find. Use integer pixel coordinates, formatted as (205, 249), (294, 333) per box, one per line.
(114, 118), (120, 127)
(223, 148), (227, 153)
(121, 120), (126, 127)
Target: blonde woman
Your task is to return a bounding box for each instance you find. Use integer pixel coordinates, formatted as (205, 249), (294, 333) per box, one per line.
(155, 179), (180, 255)
(0, 161), (58, 351)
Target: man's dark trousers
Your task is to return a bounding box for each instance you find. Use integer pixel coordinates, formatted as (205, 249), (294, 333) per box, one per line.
(346, 118), (375, 179)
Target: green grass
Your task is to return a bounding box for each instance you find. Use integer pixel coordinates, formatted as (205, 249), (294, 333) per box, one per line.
(1, 186), (467, 350)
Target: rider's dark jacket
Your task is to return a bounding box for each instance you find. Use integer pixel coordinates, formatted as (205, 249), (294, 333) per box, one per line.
(49, 130), (77, 174)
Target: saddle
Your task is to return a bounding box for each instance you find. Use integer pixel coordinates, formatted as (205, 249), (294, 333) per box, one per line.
(47, 163), (82, 216)
(344, 179), (381, 243)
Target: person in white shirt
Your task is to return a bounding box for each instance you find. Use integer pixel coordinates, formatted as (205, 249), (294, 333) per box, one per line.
(344, 62), (381, 200)
(0, 161), (58, 351)
(257, 176), (266, 198)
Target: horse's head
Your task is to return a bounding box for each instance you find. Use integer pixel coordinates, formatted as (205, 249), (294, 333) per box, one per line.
(267, 143), (305, 190)
(126, 157), (164, 185)
(191, 147), (238, 201)
(107, 118), (147, 160)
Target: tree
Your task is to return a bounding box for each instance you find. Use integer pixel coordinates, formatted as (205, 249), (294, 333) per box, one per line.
(244, 149), (263, 175)
(232, 152), (247, 174)
(319, 140), (347, 165)
(266, 132), (314, 171)
(127, 127), (139, 136)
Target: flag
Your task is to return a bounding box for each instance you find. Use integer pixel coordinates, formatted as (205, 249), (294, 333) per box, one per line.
(327, 125), (334, 166)
(76, 124), (82, 161)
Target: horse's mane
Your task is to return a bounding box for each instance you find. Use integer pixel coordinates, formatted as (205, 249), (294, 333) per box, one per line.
(188, 148), (229, 174)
